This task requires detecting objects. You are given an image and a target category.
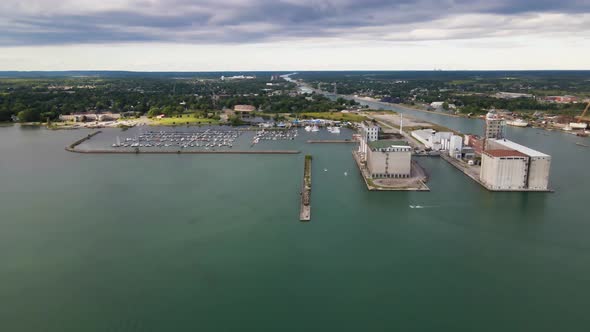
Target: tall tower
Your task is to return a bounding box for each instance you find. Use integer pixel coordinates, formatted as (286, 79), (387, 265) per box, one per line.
(484, 109), (505, 150)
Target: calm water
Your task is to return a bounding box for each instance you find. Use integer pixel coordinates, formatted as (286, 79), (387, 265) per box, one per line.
(1, 118), (589, 331)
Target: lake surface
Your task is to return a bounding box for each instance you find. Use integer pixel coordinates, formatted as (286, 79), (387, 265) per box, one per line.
(1, 118), (589, 331)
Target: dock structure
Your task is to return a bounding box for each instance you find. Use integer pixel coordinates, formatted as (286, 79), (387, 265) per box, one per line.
(300, 155), (312, 221)
(66, 131), (102, 151)
(67, 149), (301, 155)
(306, 139), (357, 144)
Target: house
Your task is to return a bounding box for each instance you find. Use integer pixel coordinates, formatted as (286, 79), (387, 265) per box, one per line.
(233, 105), (256, 119)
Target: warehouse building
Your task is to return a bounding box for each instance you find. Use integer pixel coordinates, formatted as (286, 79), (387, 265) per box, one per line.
(480, 149), (529, 190)
(487, 139), (551, 190)
(411, 129), (453, 151)
(366, 140), (412, 178)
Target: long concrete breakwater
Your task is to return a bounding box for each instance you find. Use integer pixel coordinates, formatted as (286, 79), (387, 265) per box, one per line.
(67, 131), (102, 151)
(306, 139), (357, 144)
(67, 149), (301, 155)
(300, 155), (312, 221)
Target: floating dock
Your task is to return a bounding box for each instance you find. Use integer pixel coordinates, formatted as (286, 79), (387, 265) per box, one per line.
(300, 155), (312, 221)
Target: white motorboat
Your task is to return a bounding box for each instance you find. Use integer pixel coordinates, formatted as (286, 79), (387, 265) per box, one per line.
(506, 119), (529, 127)
(570, 122), (588, 129)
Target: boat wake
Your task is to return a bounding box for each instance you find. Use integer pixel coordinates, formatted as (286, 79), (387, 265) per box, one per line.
(409, 205), (437, 209)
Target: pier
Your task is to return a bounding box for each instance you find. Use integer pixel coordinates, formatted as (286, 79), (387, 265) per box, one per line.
(67, 148), (300, 155)
(66, 131), (102, 151)
(306, 139), (357, 144)
(300, 155), (312, 221)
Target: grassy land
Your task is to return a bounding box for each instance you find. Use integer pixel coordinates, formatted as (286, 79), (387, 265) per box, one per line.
(299, 112), (366, 122)
(149, 115), (219, 126)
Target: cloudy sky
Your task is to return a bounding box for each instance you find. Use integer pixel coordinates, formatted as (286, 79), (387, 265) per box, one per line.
(0, 0), (589, 71)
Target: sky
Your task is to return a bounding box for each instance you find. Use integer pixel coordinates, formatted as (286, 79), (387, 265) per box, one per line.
(0, 0), (589, 71)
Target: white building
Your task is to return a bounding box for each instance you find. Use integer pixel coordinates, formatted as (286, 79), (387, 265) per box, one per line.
(411, 129), (453, 151)
(448, 135), (463, 159)
(358, 121), (380, 156)
(480, 149), (529, 190)
(484, 110), (506, 142)
(487, 139), (551, 190)
(366, 140), (412, 178)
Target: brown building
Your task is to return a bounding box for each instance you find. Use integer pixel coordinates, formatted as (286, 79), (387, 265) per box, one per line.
(233, 105), (256, 119)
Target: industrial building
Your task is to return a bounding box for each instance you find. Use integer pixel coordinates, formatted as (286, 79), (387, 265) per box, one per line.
(480, 149), (529, 190)
(447, 135), (463, 159)
(484, 110), (505, 147)
(411, 129), (453, 151)
(366, 140), (412, 178)
(358, 121), (380, 156)
(486, 139), (551, 190)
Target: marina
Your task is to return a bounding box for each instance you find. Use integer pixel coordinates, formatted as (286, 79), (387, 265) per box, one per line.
(112, 129), (242, 149)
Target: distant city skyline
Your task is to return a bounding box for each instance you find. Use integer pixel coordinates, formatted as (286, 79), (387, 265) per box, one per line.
(1, 0), (589, 70)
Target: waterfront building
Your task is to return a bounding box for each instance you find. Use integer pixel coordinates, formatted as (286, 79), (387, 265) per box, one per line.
(448, 135), (463, 159)
(464, 134), (484, 155)
(366, 140), (412, 178)
(358, 121), (380, 156)
(411, 129), (453, 151)
(480, 150), (529, 190)
(487, 139), (551, 190)
(484, 110), (506, 141)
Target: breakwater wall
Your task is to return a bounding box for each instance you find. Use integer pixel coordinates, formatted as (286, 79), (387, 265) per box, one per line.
(67, 149), (300, 155)
(306, 140), (357, 144)
(300, 155), (312, 221)
(66, 131), (102, 151)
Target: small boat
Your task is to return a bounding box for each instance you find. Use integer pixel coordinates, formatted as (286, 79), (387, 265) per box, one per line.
(344, 172), (348, 176)
(576, 142), (589, 147)
(506, 119), (529, 127)
(324, 168), (328, 172)
(570, 122), (588, 130)
(311, 125), (319, 132)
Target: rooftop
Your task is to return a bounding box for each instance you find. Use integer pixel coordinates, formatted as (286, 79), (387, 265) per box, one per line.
(484, 149), (527, 158)
(490, 139), (550, 157)
(234, 105), (256, 112)
(369, 140), (410, 149)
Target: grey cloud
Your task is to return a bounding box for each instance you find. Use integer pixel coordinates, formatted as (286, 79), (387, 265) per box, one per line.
(0, 0), (589, 45)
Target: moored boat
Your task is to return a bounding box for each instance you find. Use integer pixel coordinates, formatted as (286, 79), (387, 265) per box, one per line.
(506, 119), (529, 127)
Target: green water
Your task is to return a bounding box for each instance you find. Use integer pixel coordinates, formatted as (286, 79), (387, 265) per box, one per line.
(1, 120), (589, 331)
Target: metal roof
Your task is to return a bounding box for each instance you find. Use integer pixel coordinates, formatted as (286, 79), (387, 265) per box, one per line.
(368, 140), (410, 149)
(490, 139), (550, 158)
(484, 149), (527, 158)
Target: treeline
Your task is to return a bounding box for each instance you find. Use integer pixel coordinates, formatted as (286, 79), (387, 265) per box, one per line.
(0, 78), (298, 122)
